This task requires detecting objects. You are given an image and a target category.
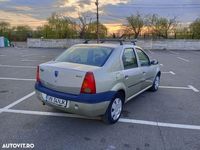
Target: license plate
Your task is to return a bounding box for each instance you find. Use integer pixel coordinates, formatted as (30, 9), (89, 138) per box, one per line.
(45, 95), (67, 107)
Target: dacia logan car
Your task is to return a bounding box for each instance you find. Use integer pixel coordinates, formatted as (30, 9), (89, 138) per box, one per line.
(35, 41), (161, 124)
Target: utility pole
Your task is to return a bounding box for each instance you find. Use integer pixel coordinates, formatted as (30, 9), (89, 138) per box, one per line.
(95, 0), (99, 43)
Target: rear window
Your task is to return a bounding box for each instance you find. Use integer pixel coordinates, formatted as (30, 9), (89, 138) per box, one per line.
(55, 46), (113, 67)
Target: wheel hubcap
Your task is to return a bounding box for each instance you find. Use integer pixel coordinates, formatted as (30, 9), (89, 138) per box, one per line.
(111, 98), (122, 120)
(155, 76), (160, 89)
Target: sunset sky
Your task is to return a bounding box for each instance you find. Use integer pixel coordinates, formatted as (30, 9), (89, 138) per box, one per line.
(0, 0), (200, 33)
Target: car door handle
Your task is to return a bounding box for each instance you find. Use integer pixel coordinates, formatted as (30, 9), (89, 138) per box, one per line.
(143, 72), (146, 74)
(125, 75), (129, 79)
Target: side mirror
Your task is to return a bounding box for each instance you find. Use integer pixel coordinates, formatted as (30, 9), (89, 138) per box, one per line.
(150, 59), (159, 65)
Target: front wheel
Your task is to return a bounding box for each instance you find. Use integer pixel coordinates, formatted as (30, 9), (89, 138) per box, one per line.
(102, 93), (124, 124)
(150, 75), (160, 92)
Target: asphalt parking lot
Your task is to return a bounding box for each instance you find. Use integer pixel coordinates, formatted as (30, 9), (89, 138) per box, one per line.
(0, 47), (200, 150)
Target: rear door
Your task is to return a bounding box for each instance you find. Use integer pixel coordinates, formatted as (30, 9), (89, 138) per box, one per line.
(135, 48), (155, 89)
(122, 48), (143, 99)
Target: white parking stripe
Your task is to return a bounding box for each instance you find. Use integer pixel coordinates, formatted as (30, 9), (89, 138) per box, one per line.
(0, 109), (3, 113)
(22, 54), (37, 57)
(2, 109), (200, 130)
(3, 109), (100, 120)
(160, 86), (190, 90)
(3, 92), (35, 110)
(169, 71), (176, 75)
(0, 64), (36, 69)
(160, 85), (199, 93)
(0, 55), (6, 57)
(119, 118), (157, 126)
(0, 77), (35, 81)
(162, 71), (176, 75)
(188, 85), (199, 92)
(157, 122), (200, 130)
(22, 54), (46, 58)
(169, 51), (179, 55)
(119, 118), (200, 130)
(21, 60), (38, 62)
(177, 57), (190, 62)
(160, 64), (164, 66)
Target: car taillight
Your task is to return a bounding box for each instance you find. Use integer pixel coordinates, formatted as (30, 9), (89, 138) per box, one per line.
(80, 72), (96, 94)
(36, 66), (40, 82)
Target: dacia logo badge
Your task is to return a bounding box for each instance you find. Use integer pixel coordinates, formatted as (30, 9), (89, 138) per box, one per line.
(54, 71), (59, 77)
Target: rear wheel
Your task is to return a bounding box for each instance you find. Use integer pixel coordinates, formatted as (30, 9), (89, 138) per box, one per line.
(102, 93), (124, 124)
(150, 75), (160, 92)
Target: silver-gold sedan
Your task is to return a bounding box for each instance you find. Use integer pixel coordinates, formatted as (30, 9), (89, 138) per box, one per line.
(35, 41), (161, 124)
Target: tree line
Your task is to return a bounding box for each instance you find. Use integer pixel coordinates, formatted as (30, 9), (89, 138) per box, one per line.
(124, 13), (200, 39)
(0, 12), (200, 41)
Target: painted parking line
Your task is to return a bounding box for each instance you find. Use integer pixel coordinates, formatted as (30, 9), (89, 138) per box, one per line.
(160, 86), (190, 90)
(168, 50), (179, 55)
(119, 118), (200, 130)
(177, 57), (190, 62)
(0, 109), (3, 113)
(169, 71), (176, 75)
(160, 64), (164, 66)
(3, 109), (100, 120)
(0, 77), (35, 81)
(0, 64), (36, 69)
(0, 92), (35, 114)
(162, 71), (176, 75)
(22, 54), (47, 58)
(188, 85), (199, 92)
(0, 87), (199, 130)
(0, 55), (6, 57)
(2, 109), (200, 130)
(21, 54), (38, 57)
(21, 60), (39, 62)
(3, 91), (35, 110)
(160, 85), (199, 92)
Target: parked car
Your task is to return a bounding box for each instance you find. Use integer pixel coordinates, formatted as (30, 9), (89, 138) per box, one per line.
(35, 40), (161, 124)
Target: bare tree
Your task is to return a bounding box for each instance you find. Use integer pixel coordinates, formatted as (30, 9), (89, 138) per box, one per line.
(147, 14), (177, 39)
(78, 12), (92, 39)
(119, 25), (133, 39)
(126, 12), (144, 39)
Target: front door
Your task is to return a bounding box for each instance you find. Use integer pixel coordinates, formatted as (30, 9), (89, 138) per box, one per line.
(135, 48), (154, 89)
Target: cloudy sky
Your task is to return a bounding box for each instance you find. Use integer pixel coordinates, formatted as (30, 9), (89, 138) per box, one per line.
(0, 0), (200, 32)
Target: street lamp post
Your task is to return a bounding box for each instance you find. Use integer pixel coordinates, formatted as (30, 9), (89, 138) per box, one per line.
(95, 0), (99, 43)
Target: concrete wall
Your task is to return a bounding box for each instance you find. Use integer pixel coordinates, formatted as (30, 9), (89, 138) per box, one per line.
(27, 38), (200, 50)
(13, 42), (27, 48)
(27, 38), (84, 48)
(136, 39), (200, 50)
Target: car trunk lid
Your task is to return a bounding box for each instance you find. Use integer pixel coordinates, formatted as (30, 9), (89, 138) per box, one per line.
(39, 61), (99, 95)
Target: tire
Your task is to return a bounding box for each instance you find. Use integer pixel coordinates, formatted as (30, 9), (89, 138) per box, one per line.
(102, 92), (124, 124)
(150, 75), (160, 92)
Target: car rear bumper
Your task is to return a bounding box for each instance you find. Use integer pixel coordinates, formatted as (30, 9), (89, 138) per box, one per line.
(35, 82), (116, 116)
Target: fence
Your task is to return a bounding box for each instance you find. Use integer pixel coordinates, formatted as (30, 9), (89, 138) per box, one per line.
(27, 38), (200, 50)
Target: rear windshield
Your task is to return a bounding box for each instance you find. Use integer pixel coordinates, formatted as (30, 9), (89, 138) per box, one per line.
(55, 46), (113, 67)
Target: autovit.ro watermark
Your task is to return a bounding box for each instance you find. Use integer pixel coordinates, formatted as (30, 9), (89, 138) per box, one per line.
(2, 143), (34, 149)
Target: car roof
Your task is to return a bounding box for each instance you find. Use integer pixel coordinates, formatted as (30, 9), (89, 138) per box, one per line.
(75, 43), (121, 48)
(74, 43), (141, 49)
